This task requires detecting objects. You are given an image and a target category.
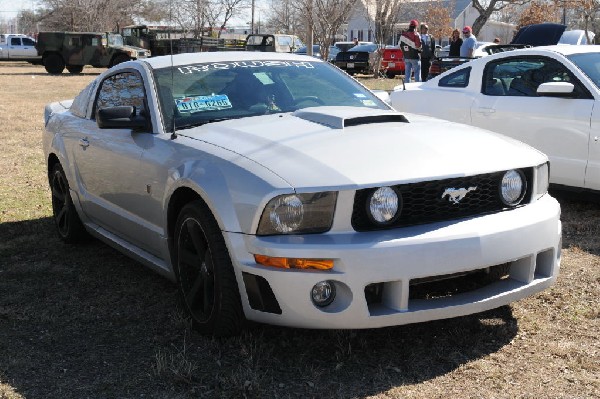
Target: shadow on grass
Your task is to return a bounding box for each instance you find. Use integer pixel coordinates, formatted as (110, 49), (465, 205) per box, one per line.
(0, 70), (102, 77)
(1, 217), (519, 398)
(551, 188), (600, 256)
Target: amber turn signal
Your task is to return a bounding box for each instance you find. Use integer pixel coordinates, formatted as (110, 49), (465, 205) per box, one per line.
(254, 254), (334, 270)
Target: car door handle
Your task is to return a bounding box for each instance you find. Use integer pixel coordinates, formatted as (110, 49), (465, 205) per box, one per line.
(476, 107), (495, 114)
(79, 138), (89, 148)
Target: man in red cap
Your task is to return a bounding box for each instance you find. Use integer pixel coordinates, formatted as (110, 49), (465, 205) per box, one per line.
(460, 25), (477, 58)
(400, 19), (422, 83)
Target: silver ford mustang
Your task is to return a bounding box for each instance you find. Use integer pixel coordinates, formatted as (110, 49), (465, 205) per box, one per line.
(43, 52), (561, 336)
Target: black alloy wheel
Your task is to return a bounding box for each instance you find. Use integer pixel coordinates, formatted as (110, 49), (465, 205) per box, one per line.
(173, 201), (243, 336)
(50, 163), (86, 242)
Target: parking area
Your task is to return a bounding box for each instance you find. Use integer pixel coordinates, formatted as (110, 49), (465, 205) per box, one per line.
(0, 62), (598, 398)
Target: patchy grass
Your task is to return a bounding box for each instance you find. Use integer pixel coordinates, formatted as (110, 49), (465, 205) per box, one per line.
(0, 62), (599, 398)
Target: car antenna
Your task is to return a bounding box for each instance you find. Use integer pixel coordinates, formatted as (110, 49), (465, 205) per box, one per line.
(169, 5), (178, 140)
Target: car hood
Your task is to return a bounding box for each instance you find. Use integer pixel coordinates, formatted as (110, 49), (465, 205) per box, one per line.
(511, 23), (566, 46)
(179, 107), (546, 190)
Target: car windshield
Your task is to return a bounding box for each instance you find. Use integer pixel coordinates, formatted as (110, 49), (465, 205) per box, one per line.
(567, 52), (600, 89)
(108, 34), (124, 46)
(153, 59), (388, 131)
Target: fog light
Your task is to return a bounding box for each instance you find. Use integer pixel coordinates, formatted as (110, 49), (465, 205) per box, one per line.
(311, 280), (336, 307)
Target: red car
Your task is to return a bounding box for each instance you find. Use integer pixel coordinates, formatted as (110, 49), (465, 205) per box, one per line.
(381, 47), (405, 77)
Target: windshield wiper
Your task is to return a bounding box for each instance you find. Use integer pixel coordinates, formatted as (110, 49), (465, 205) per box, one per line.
(176, 118), (231, 130)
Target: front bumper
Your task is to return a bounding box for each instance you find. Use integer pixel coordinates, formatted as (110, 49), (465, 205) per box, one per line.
(335, 61), (370, 74)
(225, 194), (561, 329)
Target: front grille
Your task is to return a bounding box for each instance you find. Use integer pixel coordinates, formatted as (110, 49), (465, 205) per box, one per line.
(352, 169), (533, 231)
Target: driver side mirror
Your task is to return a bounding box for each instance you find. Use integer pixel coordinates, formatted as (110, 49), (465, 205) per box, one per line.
(96, 106), (148, 130)
(536, 82), (575, 97)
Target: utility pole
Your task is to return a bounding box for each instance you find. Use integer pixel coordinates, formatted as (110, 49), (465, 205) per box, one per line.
(251, 0), (255, 34)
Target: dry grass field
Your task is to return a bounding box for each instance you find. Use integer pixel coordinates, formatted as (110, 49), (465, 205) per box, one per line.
(0, 61), (598, 399)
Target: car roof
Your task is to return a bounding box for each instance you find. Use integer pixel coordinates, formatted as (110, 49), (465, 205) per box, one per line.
(141, 51), (325, 69)
(527, 44), (600, 55)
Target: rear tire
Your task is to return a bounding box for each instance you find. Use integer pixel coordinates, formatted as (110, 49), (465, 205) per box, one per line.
(44, 54), (65, 74)
(173, 200), (244, 337)
(66, 65), (84, 74)
(50, 163), (87, 243)
(112, 54), (130, 67)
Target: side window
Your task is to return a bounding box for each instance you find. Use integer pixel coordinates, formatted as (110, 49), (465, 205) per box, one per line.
(10, 38), (21, 46)
(94, 72), (146, 118)
(439, 67), (470, 88)
(22, 37), (35, 46)
(485, 57), (588, 98)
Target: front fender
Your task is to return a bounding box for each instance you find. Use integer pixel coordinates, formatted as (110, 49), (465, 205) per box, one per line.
(161, 143), (293, 235)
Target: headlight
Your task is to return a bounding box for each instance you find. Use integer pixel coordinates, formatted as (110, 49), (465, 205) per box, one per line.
(499, 169), (526, 206)
(367, 187), (401, 224)
(257, 192), (337, 235)
(534, 162), (549, 200)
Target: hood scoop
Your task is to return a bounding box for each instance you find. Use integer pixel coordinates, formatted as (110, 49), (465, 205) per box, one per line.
(293, 106), (409, 129)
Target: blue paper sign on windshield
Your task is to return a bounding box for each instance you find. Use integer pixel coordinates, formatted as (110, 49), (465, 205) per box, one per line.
(176, 94), (232, 113)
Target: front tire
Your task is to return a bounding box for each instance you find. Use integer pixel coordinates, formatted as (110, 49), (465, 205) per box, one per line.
(173, 201), (244, 336)
(50, 163), (87, 242)
(44, 54), (65, 74)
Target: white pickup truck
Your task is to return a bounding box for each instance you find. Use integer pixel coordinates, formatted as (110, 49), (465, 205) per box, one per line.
(0, 34), (42, 63)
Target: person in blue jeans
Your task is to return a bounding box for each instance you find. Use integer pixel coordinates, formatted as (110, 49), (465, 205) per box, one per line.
(400, 19), (422, 83)
(460, 26), (477, 58)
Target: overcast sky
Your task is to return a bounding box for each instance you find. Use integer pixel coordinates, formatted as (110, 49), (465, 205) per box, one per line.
(0, 0), (33, 20)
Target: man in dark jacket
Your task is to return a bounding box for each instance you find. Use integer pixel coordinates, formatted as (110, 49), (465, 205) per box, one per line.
(420, 23), (435, 81)
(400, 19), (422, 83)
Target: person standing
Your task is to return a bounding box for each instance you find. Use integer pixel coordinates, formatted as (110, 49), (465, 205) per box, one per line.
(419, 23), (435, 81)
(460, 26), (477, 58)
(448, 29), (462, 57)
(400, 19), (422, 83)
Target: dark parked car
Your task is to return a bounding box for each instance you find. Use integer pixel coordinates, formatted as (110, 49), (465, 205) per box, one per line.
(334, 43), (379, 75)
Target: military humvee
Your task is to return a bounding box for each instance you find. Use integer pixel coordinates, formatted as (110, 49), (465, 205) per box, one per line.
(36, 31), (151, 74)
(245, 34), (303, 53)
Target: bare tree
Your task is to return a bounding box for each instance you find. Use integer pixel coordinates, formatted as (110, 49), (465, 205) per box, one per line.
(363, 0), (403, 45)
(361, 0), (403, 76)
(266, 0), (303, 34)
(566, 0), (600, 42)
(470, 0), (532, 36)
(203, 0), (250, 37)
(312, 0), (358, 59)
(275, 0), (357, 57)
(37, 0), (162, 32)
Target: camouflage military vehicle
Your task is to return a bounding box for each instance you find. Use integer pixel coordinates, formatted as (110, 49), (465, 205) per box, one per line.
(36, 31), (151, 74)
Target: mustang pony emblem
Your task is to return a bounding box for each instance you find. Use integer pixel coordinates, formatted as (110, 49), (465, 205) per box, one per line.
(442, 187), (477, 204)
